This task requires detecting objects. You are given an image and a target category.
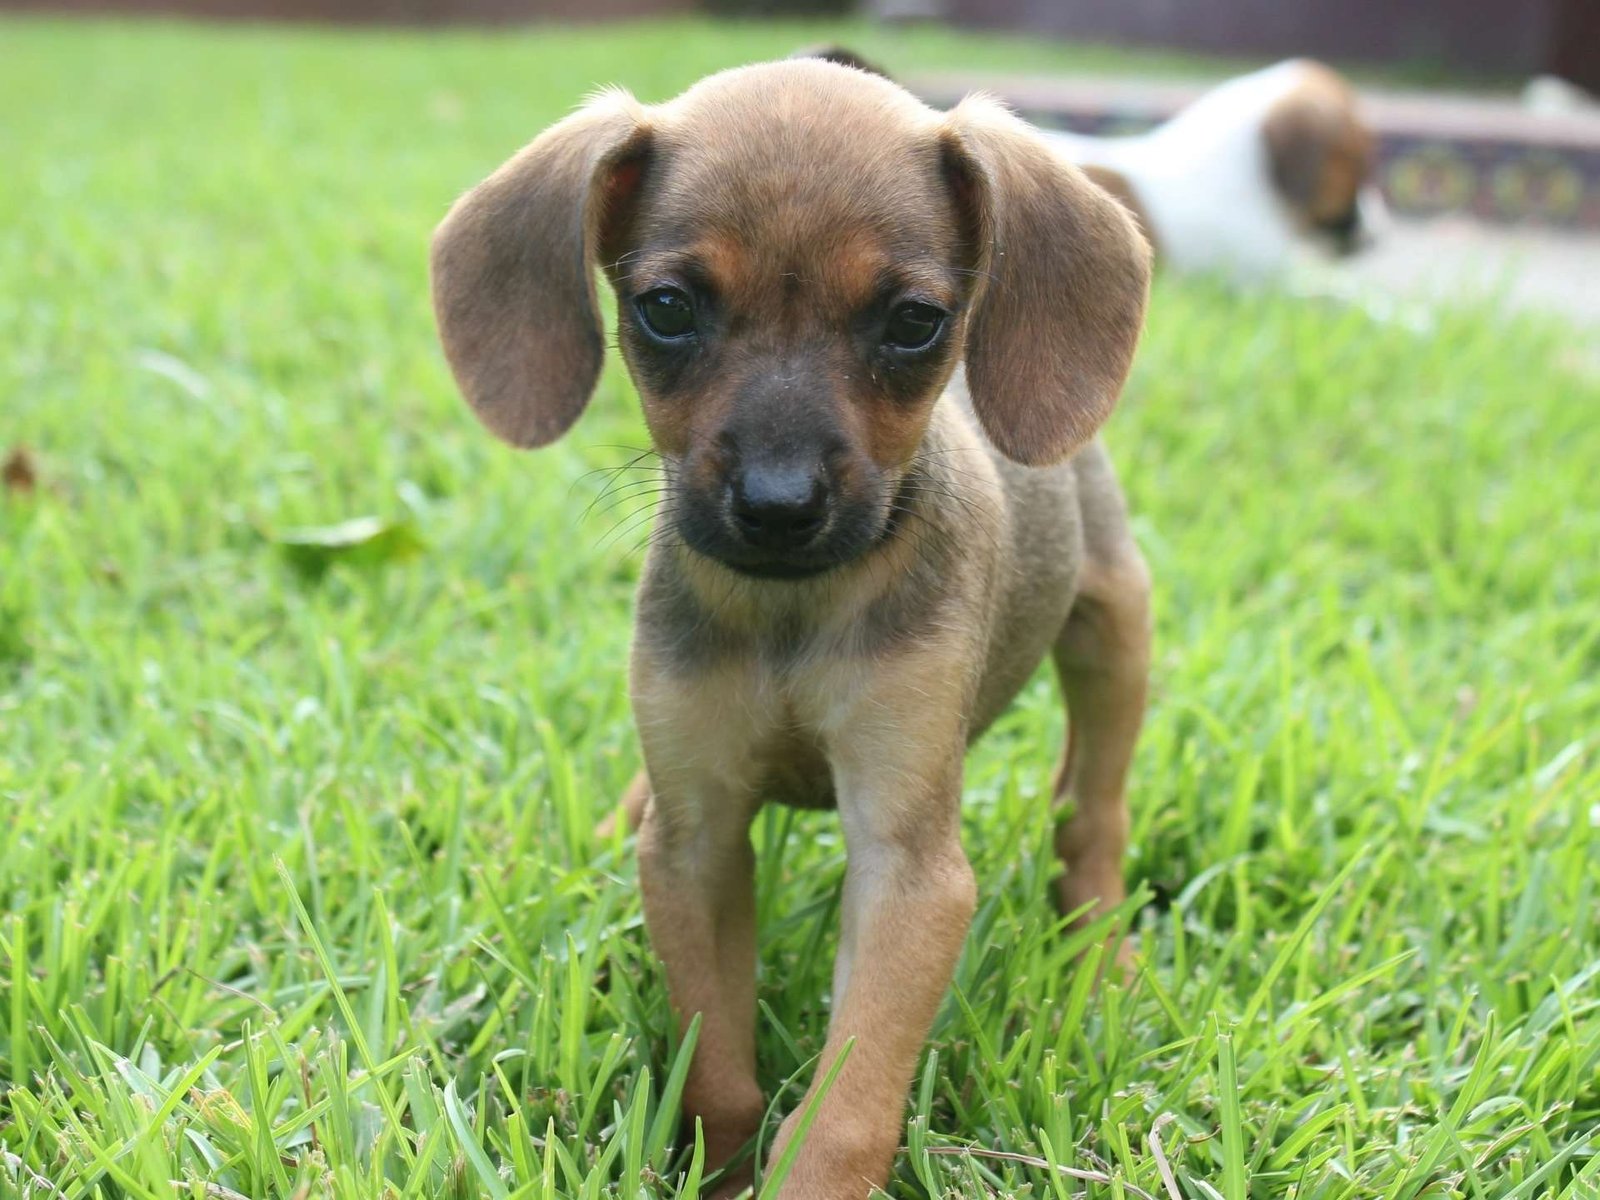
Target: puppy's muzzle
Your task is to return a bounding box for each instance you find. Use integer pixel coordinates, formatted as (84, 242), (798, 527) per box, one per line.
(1321, 186), (1388, 257)
(729, 460), (831, 552)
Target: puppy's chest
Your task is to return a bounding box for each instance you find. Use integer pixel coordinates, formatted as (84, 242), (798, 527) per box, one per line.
(749, 716), (838, 810)
(642, 643), (863, 809)
(633, 540), (978, 806)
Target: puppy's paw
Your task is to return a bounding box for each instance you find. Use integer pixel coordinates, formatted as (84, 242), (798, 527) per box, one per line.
(764, 1109), (888, 1200)
(706, 1162), (755, 1200)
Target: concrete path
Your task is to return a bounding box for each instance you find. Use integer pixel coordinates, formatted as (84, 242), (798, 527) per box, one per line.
(1301, 217), (1600, 330)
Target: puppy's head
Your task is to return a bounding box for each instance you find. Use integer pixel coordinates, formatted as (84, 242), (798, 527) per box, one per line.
(432, 61), (1149, 580)
(1261, 61), (1379, 256)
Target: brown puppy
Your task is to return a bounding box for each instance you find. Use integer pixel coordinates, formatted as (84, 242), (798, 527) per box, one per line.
(432, 59), (1152, 1199)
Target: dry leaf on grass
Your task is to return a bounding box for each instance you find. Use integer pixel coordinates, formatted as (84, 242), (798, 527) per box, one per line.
(2, 446), (38, 495)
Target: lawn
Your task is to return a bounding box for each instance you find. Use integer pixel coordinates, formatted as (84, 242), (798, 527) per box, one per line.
(2, 15), (1599, 1200)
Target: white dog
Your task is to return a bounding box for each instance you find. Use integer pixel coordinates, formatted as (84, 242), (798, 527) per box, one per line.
(1040, 60), (1388, 280)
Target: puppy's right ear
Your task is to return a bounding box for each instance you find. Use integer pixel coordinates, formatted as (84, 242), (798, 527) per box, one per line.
(431, 91), (651, 447)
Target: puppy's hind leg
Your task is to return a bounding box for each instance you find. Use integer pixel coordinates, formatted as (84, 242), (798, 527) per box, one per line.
(1051, 485), (1150, 961)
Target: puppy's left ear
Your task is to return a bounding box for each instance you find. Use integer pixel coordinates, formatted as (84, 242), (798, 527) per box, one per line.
(431, 90), (651, 448)
(940, 97), (1151, 466)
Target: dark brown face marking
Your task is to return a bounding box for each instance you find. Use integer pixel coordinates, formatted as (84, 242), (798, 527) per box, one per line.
(603, 66), (977, 581)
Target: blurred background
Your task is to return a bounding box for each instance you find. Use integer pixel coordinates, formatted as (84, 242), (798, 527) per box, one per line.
(5, 0), (1596, 325)
(3, 0), (1596, 85)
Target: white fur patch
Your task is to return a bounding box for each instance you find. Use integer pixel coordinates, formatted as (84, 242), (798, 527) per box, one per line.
(1041, 61), (1321, 280)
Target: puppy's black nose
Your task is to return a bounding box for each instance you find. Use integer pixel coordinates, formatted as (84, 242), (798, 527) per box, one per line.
(730, 462), (829, 549)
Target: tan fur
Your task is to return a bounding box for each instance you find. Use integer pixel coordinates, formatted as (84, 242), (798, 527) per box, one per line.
(1263, 61), (1374, 234)
(431, 59), (1153, 1199)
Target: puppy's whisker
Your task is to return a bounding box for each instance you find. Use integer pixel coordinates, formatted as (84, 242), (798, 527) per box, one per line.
(597, 509), (661, 557)
(605, 247), (650, 273)
(905, 450), (992, 485)
(575, 465), (658, 497)
(571, 456), (665, 508)
(580, 473), (671, 524)
(902, 480), (988, 512)
(899, 481), (991, 524)
(900, 480), (987, 515)
(569, 449), (659, 496)
(894, 489), (1003, 558)
(591, 484), (664, 524)
(589, 492), (673, 529)
(906, 445), (987, 469)
(586, 472), (672, 502)
(586, 485), (674, 529)
(579, 461), (668, 491)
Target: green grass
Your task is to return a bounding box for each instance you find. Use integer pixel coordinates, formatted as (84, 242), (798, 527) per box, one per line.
(3, 15), (1598, 1200)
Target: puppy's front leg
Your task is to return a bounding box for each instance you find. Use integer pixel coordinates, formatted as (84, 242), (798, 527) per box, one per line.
(772, 661), (978, 1198)
(637, 783), (763, 1189)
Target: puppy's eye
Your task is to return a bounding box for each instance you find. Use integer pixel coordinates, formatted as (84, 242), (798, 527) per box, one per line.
(883, 302), (945, 351)
(636, 288), (696, 340)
